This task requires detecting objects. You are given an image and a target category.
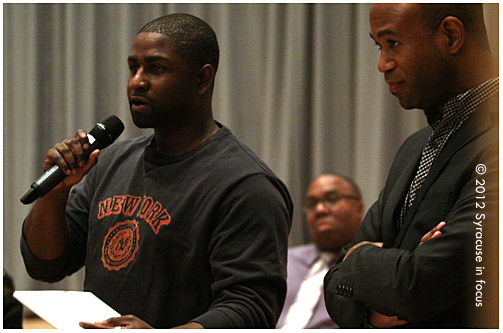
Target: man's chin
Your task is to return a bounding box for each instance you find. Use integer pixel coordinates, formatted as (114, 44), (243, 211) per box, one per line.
(396, 95), (424, 110)
(131, 112), (153, 128)
(397, 98), (415, 110)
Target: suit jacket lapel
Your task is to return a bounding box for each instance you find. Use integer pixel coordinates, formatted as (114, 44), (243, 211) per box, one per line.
(382, 141), (424, 245)
(394, 96), (496, 247)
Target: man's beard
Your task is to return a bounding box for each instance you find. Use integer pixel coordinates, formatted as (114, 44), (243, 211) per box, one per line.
(130, 103), (188, 130)
(131, 110), (154, 129)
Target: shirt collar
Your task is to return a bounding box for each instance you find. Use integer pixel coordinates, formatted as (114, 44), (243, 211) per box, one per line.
(425, 77), (499, 130)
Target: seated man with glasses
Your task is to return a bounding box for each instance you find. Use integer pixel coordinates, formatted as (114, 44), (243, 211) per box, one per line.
(276, 174), (364, 329)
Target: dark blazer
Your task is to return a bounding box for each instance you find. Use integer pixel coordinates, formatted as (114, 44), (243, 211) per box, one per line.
(324, 94), (499, 328)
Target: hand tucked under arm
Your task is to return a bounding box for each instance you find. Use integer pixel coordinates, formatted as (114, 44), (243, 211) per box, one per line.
(419, 221), (445, 245)
(343, 241), (383, 262)
(368, 308), (408, 328)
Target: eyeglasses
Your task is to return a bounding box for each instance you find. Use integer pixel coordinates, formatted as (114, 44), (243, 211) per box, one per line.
(304, 191), (360, 212)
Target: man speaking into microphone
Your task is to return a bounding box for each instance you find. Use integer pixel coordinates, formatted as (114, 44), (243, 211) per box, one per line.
(20, 13), (293, 329)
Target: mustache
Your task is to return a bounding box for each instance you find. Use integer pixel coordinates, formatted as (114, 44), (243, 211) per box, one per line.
(384, 72), (401, 83)
(128, 93), (152, 105)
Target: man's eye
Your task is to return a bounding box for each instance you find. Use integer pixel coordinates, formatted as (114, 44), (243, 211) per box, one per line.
(151, 65), (164, 73)
(129, 65), (139, 74)
(326, 193), (341, 203)
(388, 40), (399, 48)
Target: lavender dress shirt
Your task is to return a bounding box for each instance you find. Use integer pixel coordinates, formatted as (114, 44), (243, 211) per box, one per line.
(277, 243), (340, 329)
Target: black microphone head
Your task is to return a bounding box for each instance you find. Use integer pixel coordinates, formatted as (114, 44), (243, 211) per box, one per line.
(100, 115), (125, 140)
(88, 115), (125, 150)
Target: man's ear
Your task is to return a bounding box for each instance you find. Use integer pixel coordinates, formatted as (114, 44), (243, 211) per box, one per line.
(438, 16), (465, 54)
(197, 64), (215, 95)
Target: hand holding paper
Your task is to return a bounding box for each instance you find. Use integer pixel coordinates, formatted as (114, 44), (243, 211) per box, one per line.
(13, 290), (121, 329)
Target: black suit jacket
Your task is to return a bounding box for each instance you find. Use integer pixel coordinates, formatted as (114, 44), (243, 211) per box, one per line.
(324, 95), (499, 328)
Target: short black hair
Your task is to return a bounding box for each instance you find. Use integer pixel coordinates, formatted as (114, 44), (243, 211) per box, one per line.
(334, 173), (362, 200)
(419, 4), (490, 49)
(138, 13), (220, 72)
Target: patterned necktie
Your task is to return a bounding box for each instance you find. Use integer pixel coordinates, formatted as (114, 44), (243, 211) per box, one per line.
(280, 253), (333, 329)
(398, 132), (441, 229)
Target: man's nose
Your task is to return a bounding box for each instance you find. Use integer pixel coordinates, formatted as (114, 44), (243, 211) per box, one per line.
(377, 51), (396, 73)
(129, 69), (149, 90)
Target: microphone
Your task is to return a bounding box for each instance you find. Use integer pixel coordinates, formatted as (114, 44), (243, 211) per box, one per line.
(20, 115), (125, 205)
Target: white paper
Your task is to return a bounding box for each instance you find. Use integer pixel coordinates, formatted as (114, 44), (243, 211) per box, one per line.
(13, 290), (121, 329)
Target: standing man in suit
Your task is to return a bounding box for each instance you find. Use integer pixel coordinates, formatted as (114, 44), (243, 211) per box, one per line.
(324, 3), (498, 328)
(277, 174), (363, 329)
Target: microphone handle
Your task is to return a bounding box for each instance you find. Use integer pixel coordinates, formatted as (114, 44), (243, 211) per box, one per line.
(20, 138), (100, 205)
(20, 165), (68, 204)
(20, 115), (124, 205)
